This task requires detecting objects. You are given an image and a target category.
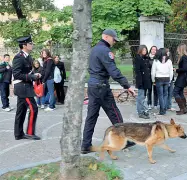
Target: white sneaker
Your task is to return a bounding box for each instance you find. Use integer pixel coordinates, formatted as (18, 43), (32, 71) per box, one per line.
(8, 106), (14, 110)
(148, 105), (152, 110)
(3, 107), (11, 112)
(41, 105), (45, 109)
(154, 106), (158, 110)
(168, 107), (176, 111)
(44, 107), (55, 111)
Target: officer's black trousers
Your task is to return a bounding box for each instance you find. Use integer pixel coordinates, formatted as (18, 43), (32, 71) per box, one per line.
(82, 84), (123, 148)
(14, 97), (38, 137)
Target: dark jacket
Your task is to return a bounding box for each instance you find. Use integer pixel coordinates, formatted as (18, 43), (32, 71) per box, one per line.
(175, 55), (187, 88)
(0, 62), (12, 84)
(0, 64), (6, 82)
(12, 51), (38, 98)
(33, 66), (43, 82)
(135, 54), (152, 89)
(33, 66), (43, 74)
(0, 62), (12, 83)
(42, 58), (55, 83)
(88, 39), (130, 89)
(55, 61), (66, 83)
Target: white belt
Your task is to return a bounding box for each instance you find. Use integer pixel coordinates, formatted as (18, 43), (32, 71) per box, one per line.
(12, 80), (22, 85)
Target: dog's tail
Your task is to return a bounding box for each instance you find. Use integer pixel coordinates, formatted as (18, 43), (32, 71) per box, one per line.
(90, 126), (114, 152)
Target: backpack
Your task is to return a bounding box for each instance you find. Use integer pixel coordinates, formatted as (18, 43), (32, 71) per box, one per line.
(54, 66), (62, 83)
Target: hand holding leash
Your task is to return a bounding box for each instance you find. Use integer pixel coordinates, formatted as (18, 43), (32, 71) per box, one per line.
(127, 87), (136, 97)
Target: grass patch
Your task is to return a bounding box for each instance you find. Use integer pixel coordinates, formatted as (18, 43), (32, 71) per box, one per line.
(117, 64), (133, 77)
(97, 162), (122, 180)
(66, 64), (133, 81)
(1, 161), (122, 180)
(1, 162), (60, 180)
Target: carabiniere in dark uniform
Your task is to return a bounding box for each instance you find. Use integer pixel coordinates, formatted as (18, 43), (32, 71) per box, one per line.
(12, 35), (41, 140)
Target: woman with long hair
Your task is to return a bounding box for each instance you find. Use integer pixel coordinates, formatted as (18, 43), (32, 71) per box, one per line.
(173, 43), (187, 115)
(53, 55), (66, 104)
(135, 45), (152, 119)
(41, 49), (56, 111)
(151, 48), (173, 115)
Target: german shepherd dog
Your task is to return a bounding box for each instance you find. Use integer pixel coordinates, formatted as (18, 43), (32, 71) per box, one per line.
(91, 119), (187, 164)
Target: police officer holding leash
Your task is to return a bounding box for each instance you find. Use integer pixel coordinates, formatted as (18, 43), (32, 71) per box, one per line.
(12, 35), (41, 140)
(81, 29), (136, 154)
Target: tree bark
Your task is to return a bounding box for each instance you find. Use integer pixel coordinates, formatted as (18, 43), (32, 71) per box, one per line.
(12, 0), (26, 19)
(60, 0), (92, 179)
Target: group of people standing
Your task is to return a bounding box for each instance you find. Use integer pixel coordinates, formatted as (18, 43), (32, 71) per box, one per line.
(32, 49), (66, 111)
(135, 43), (187, 119)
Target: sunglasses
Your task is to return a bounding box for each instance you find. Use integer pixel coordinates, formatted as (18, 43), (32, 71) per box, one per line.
(28, 42), (34, 45)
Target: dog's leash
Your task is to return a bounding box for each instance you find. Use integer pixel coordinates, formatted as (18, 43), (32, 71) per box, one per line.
(117, 90), (147, 109)
(117, 90), (130, 102)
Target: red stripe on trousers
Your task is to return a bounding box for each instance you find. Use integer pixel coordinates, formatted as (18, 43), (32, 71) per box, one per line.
(26, 98), (34, 135)
(112, 103), (120, 123)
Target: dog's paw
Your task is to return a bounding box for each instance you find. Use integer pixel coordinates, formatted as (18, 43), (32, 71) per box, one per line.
(123, 148), (129, 152)
(170, 149), (176, 153)
(111, 156), (118, 160)
(149, 159), (156, 164)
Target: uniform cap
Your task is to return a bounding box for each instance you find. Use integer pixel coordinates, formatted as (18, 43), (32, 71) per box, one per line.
(17, 35), (32, 44)
(102, 29), (119, 42)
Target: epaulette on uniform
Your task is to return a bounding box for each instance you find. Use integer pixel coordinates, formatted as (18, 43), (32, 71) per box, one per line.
(15, 52), (24, 58)
(19, 52), (24, 56)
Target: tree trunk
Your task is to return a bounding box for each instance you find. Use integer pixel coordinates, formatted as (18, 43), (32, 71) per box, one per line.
(12, 0), (26, 19)
(60, 0), (92, 179)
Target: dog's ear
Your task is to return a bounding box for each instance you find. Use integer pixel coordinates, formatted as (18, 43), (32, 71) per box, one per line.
(170, 118), (175, 125)
(176, 125), (181, 131)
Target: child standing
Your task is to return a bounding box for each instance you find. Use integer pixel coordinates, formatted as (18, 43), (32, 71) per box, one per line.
(33, 60), (45, 108)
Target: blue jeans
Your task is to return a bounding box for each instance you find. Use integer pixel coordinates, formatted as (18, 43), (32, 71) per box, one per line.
(36, 96), (45, 106)
(156, 81), (169, 114)
(0, 82), (9, 108)
(136, 89), (148, 114)
(46, 79), (55, 109)
(167, 81), (174, 109)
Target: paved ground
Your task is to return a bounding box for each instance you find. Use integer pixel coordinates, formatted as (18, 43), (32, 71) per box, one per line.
(0, 97), (187, 180)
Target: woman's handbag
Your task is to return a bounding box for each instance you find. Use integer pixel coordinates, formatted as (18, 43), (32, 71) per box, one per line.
(34, 80), (44, 97)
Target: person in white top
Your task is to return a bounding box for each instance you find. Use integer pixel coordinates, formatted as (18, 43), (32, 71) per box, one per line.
(151, 48), (173, 115)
